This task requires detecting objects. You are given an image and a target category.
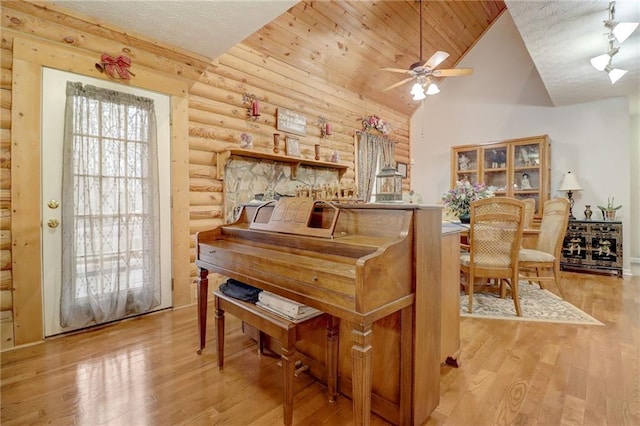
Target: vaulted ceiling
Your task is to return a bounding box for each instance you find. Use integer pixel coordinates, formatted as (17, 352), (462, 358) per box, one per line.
(53, 1), (639, 118)
(53, 0), (505, 117)
(242, 1), (505, 115)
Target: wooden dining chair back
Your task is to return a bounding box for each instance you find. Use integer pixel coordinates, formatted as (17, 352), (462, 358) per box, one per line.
(519, 197), (570, 297)
(460, 197), (525, 316)
(522, 198), (536, 228)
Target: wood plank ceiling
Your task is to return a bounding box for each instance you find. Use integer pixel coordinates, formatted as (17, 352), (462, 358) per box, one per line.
(243, 0), (506, 117)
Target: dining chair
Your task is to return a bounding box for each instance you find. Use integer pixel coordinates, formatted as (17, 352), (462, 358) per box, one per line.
(518, 198), (570, 298)
(460, 197), (525, 316)
(522, 198), (536, 228)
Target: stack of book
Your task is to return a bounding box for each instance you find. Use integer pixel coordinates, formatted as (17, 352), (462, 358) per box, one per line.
(256, 291), (323, 322)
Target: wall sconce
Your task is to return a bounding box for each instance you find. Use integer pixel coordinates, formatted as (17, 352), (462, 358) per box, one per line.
(242, 93), (260, 120)
(317, 116), (332, 138)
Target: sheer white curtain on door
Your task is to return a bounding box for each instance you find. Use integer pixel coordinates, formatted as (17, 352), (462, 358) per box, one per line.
(60, 82), (161, 328)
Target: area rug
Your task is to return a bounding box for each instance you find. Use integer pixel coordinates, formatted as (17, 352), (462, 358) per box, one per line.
(459, 282), (604, 325)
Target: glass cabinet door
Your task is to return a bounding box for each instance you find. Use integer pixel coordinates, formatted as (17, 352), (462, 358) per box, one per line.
(512, 142), (542, 213)
(453, 148), (478, 184)
(482, 145), (508, 196)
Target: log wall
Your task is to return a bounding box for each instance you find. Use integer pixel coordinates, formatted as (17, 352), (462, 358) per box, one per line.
(0, 0), (411, 348)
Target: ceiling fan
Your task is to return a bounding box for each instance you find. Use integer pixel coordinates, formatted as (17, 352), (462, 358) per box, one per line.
(381, 0), (473, 100)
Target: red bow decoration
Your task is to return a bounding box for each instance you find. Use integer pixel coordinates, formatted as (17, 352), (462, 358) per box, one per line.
(95, 53), (135, 80)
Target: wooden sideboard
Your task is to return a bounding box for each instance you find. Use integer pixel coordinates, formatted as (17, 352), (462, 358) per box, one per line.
(560, 219), (623, 277)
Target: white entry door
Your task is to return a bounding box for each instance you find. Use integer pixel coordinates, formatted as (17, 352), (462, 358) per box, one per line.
(41, 68), (173, 336)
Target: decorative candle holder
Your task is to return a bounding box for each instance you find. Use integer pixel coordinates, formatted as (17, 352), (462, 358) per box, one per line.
(314, 144), (321, 160)
(242, 93), (260, 120)
(273, 133), (281, 154)
(317, 116), (332, 138)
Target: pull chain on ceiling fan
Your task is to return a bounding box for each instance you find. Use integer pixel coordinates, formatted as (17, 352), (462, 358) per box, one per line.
(381, 0), (473, 100)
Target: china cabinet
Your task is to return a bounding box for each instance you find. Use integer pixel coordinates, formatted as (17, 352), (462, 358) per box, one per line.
(451, 135), (550, 220)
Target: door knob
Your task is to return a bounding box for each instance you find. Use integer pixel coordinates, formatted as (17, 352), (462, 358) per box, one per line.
(47, 219), (59, 228)
(47, 200), (60, 209)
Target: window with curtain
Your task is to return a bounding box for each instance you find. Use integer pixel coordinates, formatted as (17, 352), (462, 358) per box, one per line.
(356, 131), (396, 202)
(60, 82), (161, 328)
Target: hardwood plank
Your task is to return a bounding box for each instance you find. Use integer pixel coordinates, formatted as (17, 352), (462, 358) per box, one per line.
(1, 272), (637, 425)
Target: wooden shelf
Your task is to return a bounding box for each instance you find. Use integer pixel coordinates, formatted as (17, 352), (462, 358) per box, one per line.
(216, 149), (348, 180)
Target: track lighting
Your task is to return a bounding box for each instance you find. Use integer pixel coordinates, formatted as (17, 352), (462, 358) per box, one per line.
(590, 1), (637, 84)
(590, 46), (618, 71)
(604, 65), (627, 84)
(604, 20), (639, 43)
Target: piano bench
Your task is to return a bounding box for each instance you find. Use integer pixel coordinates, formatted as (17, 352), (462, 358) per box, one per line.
(213, 290), (338, 426)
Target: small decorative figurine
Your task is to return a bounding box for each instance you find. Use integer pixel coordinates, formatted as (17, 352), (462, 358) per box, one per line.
(240, 133), (253, 149)
(458, 154), (471, 170)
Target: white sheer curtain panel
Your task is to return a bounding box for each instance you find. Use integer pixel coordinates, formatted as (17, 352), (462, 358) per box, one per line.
(356, 131), (396, 201)
(60, 82), (161, 328)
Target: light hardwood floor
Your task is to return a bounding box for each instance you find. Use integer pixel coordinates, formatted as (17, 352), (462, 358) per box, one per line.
(1, 272), (638, 425)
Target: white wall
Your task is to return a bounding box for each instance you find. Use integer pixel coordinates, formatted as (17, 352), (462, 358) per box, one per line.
(410, 12), (636, 274)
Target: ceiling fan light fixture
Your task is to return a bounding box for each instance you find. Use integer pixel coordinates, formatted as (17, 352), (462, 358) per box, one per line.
(412, 86), (427, 100)
(425, 82), (440, 95)
(412, 90), (427, 101)
(410, 82), (424, 95)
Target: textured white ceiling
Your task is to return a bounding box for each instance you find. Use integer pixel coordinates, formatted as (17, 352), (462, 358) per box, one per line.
(54, 0), (639, 110)
(506, 0), (639, 108)
(53, 0), (299, 60)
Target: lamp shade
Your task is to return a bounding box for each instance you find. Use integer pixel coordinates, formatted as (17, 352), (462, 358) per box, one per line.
(425, 83), (440, 95)
(605, 20), (640, 43)
(607, 67), (627, 84)
(412, 89), (426, 101)
(559, 171), (582, 191)
(590, 53), (611, 71)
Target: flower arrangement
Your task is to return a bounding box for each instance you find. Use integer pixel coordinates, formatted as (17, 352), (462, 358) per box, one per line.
(441, 180), (494, 218)
(361, 115), (391, 135)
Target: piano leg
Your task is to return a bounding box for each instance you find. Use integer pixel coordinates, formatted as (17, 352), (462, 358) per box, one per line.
(196, 267), (209, 354)
(281, 345), (296, 426)
(351, 323), (373, 426)
(326, 315), (340, 402)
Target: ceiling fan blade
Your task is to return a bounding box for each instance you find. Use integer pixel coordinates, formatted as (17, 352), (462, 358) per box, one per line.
(382, 76), (416, 92)
(432, 68), (474, 77)
(424, 51), (449, 69)
(381, 67), (412, 74)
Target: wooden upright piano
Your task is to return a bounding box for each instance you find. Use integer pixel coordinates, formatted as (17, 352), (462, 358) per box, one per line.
(195, 198), (443, 425)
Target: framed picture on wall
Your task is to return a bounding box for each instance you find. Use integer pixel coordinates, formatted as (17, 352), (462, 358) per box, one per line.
(396, 162), (408, 178)
(285, 137), (301, 157)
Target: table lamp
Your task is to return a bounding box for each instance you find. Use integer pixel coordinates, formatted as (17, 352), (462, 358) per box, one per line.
(559, 171), (582, 219)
